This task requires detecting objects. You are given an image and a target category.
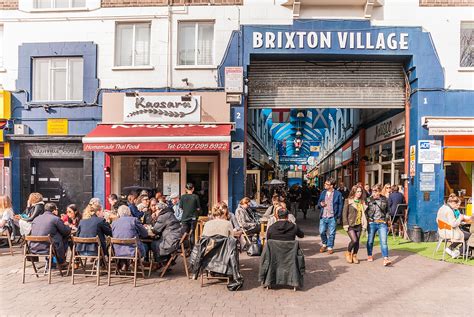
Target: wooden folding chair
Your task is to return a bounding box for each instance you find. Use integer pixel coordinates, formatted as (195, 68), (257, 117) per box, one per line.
(388, 204), (408, 240)
(200, 270), (230, 287)
(69, 236), (105, 286)
(160, 232), (190, 279)
(107, 237), (145, 287)
(0, 228), (14, 256)
(22, 235), (64, 284)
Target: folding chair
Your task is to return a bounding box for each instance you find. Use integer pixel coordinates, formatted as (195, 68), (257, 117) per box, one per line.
(22, 235), (64, 284)
(201, 270), (230, 287)
(160, 232), (190, 279)
(69, 236), (105, 286)
(0, 227), (14, 256)
(433, 219), (465, 261)
(388, 204), (408, 239)
(107, 237), (145, 287)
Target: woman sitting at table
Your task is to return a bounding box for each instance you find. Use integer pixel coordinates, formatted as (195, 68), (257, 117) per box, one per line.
(235, 197), (259, 235)
(61, 204), (81, 231)
(76, 201), (112, 256)
(203, 202), (233, 238)
(262, 195), (280, 219)
(436, 193), (472, 259)
(151, 201), (182, 264)
(267, 202), (296, 228)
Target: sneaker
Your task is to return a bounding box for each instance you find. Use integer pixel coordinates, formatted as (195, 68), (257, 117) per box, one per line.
(367, 256), (374, 262)
(327, 248), (334, 255)
(320, 245), (327, 253)
(451, 249), (461, 259)
(445, 247), (454, 257)
(383, 258), (392, 266)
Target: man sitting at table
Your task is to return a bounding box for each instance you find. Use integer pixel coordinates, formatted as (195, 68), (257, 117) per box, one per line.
(112, 205), (148, 260)
(30, 203), (71, 269)
(151, 202), (182, 264)
(267, 208), (304, 241)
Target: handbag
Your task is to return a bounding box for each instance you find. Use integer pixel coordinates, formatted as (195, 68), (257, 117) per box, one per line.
(246, 235), (262, 256)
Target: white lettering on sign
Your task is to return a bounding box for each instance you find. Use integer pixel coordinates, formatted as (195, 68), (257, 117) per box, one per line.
(252, 31), (410, 50)
(365, 112), (405, 145)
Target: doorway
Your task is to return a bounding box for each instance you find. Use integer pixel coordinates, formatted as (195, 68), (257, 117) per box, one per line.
(186, 162), (211, 215)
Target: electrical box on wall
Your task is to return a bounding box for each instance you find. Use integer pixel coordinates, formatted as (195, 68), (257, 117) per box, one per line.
(14, 124), (30, 135)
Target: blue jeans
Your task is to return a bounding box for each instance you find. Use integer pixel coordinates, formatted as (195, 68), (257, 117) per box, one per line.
(319, 217), (337, 249)
(367, 222), (389, 258)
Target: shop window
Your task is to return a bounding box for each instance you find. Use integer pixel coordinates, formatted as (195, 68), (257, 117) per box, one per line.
(115, 22), (151, 67)
(178, 21), (214, 66)
(394, 138), (404, 160)
(460, 22), (474, 68)
(33, 0), (86, 9)
(33, 57), (83, 102)
(381, 142), (392, 162)
(0, 25), (3, 67)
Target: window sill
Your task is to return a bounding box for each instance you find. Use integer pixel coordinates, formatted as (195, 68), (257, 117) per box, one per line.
(28, 7), (90, 13)
(0, 68), (6, 73)
(458, 67), (474, 72)
(28, 101), (85, 106)
(112, 66), (155, 71)
(174, 65), (217, 70)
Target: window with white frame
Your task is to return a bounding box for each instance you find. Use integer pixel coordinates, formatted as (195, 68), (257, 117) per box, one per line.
(0, 25), (3, 67)
(33, 0), (86, 9)
(178, 21), (214, 66)
(33, 57), (84, 102)
(115, 22), (151, 67)
(460, 21), (474, 67)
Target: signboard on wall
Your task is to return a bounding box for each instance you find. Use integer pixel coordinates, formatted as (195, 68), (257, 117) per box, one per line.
(225, 67), (244, 93)
(365, 112), (405, 146)
(418, 140), (442, 164)
(47, 119), (68, 135)
(420, 172), (436, 191)
(231, 142), (244, 158)
(409, 145), (416, 177)
(163, 172), (180, 196)
(123, 95), (201, 123)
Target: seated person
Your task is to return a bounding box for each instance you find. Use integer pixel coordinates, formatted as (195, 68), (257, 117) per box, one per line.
(267, 202), (296, 228)
(143, 198), (157, 226)
(30, 203), (71, 269)
(76, 201), (112, 256)
(235, 197), (259, 235)
(0, 195), (15, 235)
(203, 202), (234, 238)
(151, 202), (182, 264)
(436, 194), (472, 258)
(267, 208), (304, 241)
(111, 205), (148, 259)
(18, 193), (45, 236)
(61, 204), (81, 231)
(262, 195), (280, 219)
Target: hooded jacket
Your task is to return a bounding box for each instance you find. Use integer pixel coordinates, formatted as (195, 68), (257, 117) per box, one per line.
(266, 221), (304, 241)
(152, 207), (182, 256)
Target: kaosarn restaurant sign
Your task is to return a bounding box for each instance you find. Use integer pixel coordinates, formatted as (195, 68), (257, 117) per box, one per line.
(124, 95), (201, 123)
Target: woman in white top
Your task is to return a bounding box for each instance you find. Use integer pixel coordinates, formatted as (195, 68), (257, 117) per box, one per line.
(0, 195), (15, 233)
(202, 202), (233, 238)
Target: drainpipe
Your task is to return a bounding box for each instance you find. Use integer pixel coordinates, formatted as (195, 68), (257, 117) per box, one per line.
(167, 3), (173, 90)
(403, 70), (411, 204)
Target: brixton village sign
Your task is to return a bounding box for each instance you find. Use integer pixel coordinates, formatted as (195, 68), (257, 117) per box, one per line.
(253, 31), (409, 50)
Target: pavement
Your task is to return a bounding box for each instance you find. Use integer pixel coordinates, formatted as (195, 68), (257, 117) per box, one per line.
(1, 210), (473, 317)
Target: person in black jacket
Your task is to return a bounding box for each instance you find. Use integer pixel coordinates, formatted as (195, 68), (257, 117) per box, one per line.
(76, 201), (112, 256)
(17, 192), (45, 236)
(151, 202), (182, 264)
(267, 208), (304, 241)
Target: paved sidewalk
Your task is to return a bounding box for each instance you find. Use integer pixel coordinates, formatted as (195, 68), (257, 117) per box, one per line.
(1, 210), (473, 317)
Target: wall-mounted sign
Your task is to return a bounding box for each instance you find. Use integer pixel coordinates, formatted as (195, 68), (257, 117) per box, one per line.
(310, 145), (320, 152)
(163, 172), (180, 196)
(365, 112), (405, 146)
(231, 142), (244, 158)
(409, 145), (416, 177)
(422, 164), (435, 173)
(47, 118), (68, 135)
(420, 172), (436, 191)
(418, 140), (442, 164)
(342, 146), (352, 162)
(225, 67), (243, 93)
(124, 96), (201, 123)
(253, 31), (409, 50)
(353, 136), (360, 150)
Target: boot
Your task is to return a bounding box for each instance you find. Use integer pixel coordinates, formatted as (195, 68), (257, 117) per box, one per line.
(352, 253), (359, 264)
(345, 251), (353, 264)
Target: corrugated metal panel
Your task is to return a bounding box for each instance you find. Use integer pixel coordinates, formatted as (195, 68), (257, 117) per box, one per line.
(247, 61), (406, 109)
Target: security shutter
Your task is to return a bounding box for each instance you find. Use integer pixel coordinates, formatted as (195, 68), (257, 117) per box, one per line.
(247, 60), (406, 109)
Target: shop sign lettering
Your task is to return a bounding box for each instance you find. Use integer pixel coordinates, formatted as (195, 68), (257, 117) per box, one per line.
(365, 112), (405, 145)
(253, 31), (409, 50)
(124, 96), (201, 123)
(84, 142), (229, 152)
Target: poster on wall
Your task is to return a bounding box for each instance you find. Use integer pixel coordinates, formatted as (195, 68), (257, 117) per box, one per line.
(163, 172), (180, 196)
(420, 172), (436, 191)
(123, 95), (201, 123)
(418, 140), (442, 164)
(409, 145), (416, 177)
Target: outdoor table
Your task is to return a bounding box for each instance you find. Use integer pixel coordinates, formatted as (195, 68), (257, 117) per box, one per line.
(195, 216), (209, 243)
(260, 219), (268, 246)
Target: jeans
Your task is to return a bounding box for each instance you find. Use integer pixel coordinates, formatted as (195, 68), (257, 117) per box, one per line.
(319, 217), (337, 249)
(367, 222), (389, 258)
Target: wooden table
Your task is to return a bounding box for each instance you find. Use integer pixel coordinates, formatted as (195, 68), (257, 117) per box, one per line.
(260, 219), (268, 246)
(195, 216), (209, 243)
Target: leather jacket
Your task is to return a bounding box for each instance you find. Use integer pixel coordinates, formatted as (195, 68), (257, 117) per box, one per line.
(365, 196), (390, 223)
(23, 202), (45, 222)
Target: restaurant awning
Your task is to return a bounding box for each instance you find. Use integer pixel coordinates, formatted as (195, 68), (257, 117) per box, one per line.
(82, 124), (232, 152)
(422, 117), (474, 135)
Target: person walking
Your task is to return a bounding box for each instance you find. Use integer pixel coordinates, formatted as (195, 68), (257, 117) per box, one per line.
(179, 183), (201, 244)
(342, 185), (367, 264)
(366, 184), (392, 266)
(317, 178), (343, 254)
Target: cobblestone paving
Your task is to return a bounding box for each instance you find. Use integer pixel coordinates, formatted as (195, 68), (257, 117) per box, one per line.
(1, 210), (473, 317)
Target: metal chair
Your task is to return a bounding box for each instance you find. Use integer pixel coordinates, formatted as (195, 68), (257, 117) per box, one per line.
(160, 232), (190, 278)
(22, 235), (64, 284)
(0, 227), (14, 256)
(69, 236), (105, 286)
(433, 220), (465, 261)
(107, 237), (145, 287)
(388, 204), (408, 239)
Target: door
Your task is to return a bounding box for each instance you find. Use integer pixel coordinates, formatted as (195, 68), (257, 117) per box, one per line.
(186, 162), (212, 215)
(246, 170), (261, 203)
(31, 159), (84, 212)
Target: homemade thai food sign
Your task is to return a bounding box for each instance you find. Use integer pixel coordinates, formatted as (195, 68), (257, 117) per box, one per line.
(124, 95), (201, 123)
(252, 31), (409, 50)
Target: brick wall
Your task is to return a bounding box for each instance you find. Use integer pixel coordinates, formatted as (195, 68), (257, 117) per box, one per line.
(101, 0), (242, 7)
(420, 0), (474, 6)
(0, 0), (19, 10)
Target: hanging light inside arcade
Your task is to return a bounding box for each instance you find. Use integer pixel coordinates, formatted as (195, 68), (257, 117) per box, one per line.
(297, 111), (305, 118)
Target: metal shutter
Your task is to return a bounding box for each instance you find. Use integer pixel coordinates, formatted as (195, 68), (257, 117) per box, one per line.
(247, 60), (406, 109)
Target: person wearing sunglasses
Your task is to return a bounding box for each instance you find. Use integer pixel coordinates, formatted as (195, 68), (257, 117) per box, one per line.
(317, 178), (343, 254)
(366, 184), (392, 266)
